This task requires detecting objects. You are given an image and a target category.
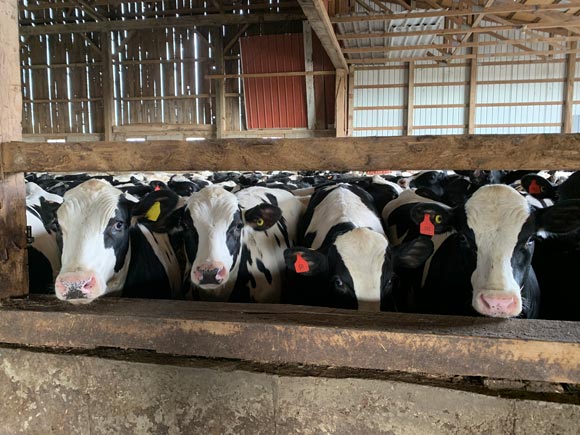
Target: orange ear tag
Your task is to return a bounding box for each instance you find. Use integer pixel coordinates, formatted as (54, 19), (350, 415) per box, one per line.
(294, 254), (310, 273)
(419, 213), (435, 236)
(528, 179), (541, 195)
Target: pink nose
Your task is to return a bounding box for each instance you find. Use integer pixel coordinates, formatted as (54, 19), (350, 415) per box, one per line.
(194, 262), (227, 286)
(55, 272), (98, 300)
(479, 294), (519, 317)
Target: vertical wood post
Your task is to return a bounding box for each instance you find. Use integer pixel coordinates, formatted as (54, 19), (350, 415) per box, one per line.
(335, 69), (347, 137)
(406, 61), (414, 136)
(303, 22), (316, 131)
(468, 34), (478, 135)
(102, 31), (114, 141)
(564, 40), (577, 134)
(214, 28), (226, 139)
(347, 65), (355, 137)
(0, 0), (28, 298)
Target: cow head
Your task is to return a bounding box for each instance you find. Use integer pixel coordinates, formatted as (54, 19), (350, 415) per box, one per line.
(53, 180), (181, 304)
(285, 229), (433, 311)
(410, 184), (580, 318)
(181, 186), (282, 300)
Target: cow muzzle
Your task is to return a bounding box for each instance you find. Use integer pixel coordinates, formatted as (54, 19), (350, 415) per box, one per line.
(474, 291), (521, 318)
(193, 262), (228, 288)
(55, 272), (100, 304)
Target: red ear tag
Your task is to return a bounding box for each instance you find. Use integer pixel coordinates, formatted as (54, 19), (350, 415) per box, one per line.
(528, 179), (541, 195)
(294, 254), (310, 273)
(419, 213), (435, 236)
(154, 185), (162, 191)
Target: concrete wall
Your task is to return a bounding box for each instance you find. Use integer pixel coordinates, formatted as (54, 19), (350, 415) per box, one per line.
(0, 348), (579, 434)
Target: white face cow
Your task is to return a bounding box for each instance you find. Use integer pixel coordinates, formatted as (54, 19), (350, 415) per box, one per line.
(54, 179), (181, 304)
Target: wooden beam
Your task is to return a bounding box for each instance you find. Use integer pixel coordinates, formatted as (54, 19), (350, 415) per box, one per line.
(347, 66), (355, 136)
(297, 0), (348, 70)
(468, 34), (478, 135)
(330, 2), (580, 23)
(304, 22), (316, 131)
(102, 32), (114, 142)
(564, 40), (577, 134)
(73, 0), (106, 21)
(0, 0), (28, 298)
(223, 24), (250, 55)
(7, 135), (580, 172)
(335, 69), (348, 137)
(214, 30), (226, 139)
(19, 13), (306, 35)
(406, 62), (415, 136)
(207, 71), (335, 79)
(2, 297), (580, 384)
(485, 30), (547, 60)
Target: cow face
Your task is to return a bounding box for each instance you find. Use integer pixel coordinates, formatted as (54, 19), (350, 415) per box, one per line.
(182, 186), (282, 299)
(410, 184), (580, 318)
(53, 180), (180, 304)
(285, 230), (433, 311)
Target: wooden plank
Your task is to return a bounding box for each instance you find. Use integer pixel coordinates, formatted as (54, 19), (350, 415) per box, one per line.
(0, 0), (28, 298)
(304, 22), (316, 131)
(214, 29), (226, 139)
(20, 14), (306, 35)
(406, 62), (414, 136)
(102, 32), (114, 141)
(208, 71), (335, 79)
(347, 66), (355, 136)
(7, 134), (580, 172)
(1, 296), (580, 384)
(564, 41), (577, 134)
(335, 69), (347, 137)
(297, 0), (348, 70)
(468, 34), (478, 135)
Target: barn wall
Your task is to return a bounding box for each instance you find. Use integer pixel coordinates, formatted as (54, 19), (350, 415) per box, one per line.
(352, 28), (574, 137)
(1, 347), (580, 434)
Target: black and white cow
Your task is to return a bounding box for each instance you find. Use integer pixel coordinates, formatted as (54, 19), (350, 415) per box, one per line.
(284, 184), (433, 311)
(53, 179), (182, 303)
(26, 182), (63, 293)
(383, 184), (580, 318)
(163, 185), (304, 303)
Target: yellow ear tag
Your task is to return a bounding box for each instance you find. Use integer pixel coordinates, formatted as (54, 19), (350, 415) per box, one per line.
(256, 217), (265, 227)
(145, 201), (161, 222)
(434, 214), (443, 224)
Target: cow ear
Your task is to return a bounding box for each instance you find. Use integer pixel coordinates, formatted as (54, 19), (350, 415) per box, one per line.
(284, 248), (328, 276)
(133, 189), (185, 232)
(39, 197), (62, 233)
(535, 199), (580, 235)
(521, 175), (556, 198)
(244, 203), (282, 231)
(410, 203), (454, 235)
(391, 237), (434, 269)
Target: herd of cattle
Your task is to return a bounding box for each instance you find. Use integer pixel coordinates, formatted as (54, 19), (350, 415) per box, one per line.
(25, 169), (580, 320)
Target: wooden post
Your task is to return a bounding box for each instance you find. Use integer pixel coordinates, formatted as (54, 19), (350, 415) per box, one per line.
(303, 22), (316, 131)
(214, 29), (226, 139)
(564, 40), (577, 134)
(347, 65), (355, 137)
(406, 62), (415, 136)
(102, 31), (114, 141)
(335, 69), (347, 137)
(468, 34), (478, 135)
(0, 0), (28, 298)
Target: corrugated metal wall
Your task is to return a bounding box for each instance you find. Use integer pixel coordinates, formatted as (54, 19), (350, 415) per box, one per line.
(352, 29), (575, 136)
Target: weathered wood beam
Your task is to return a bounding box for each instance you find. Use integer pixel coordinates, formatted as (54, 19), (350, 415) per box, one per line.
(102, 32), (114, 142)
(214, 30), (226, 140)
(304, 22), (316, 131)
(6, 135), (580, 172)
(406, 62), (414, 136)
(447, 0), (494, 56)
(19, 13), (305, 35)
(297, 0), (348, 70)
(0, 0), (28, 299)
(335, 69), (348, 137)
(564, 41), (577, 134)
(485, 30), (547, 60)
(223, 24), (250, 54)
(468, 34), (478, 135)
(1, 297), (580, 384)
(330, 1), (580, 22)
(73, 0), (106, 21)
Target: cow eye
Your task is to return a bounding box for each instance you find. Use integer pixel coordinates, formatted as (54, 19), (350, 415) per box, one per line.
(334, 277), (344, 288)
(112, 221), (125, 232)
(526, 237), (534, 247)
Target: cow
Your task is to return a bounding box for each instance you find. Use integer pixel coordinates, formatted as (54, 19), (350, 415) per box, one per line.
(26, 182), (63, 293)
(383, 184), (580, 318)
(150, 185), (304, 303)
(284, 184), (433, 311)
(53, 179), (183, 304)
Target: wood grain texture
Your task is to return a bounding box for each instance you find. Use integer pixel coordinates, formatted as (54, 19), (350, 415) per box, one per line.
(1, 296), (580, 383)
(5, 134), (580, 172)
(0, 0), (28, 298)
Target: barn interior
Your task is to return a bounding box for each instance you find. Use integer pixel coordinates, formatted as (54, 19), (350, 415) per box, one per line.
(1, 0), (580, 432)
